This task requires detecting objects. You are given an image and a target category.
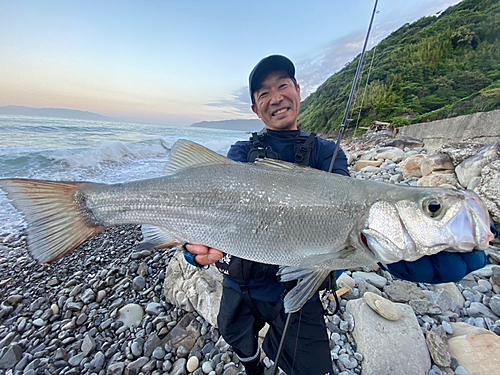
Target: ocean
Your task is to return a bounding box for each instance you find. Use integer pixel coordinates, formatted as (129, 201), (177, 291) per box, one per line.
(0, 115), (251, 237)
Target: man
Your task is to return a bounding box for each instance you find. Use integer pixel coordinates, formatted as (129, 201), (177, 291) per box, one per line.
(184, 55), (488, 375)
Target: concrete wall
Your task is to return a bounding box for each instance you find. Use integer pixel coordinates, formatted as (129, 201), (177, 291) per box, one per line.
(398, 109), (500, 154)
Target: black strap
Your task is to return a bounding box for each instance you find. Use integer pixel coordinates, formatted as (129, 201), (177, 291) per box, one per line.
(294, 131), (316, 165)
(247, 132), (281, 162)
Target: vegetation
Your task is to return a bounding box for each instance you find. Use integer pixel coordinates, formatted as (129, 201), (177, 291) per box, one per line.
(298, 0), (500, 135)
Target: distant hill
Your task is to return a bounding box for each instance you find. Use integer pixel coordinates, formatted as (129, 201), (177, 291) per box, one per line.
(0, 106), (112, 121)
(299, 0), (500, 134)
(190, 119), (264, 132)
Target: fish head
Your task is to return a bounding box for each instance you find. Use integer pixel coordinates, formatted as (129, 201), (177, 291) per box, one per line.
(361, 188), (493, 264)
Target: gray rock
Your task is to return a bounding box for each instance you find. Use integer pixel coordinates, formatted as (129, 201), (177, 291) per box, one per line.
(384, 280), (426, 303)
(475, 160), (500, 224)
(131, 339), (144, 357)
(81, 334), (96, 356)
(347, 299), (431, 375)
(170, 358), (187, 375)
(152, 346), (166, 360)
(165, 313), (201, 351)
(456, 141), (500, 188)
(433, 283), (465, 309)
(455, 366), (470, 375)
(126, 356), (149, 372)
(426, 330), (451, 367)
(80, 288), (96, 304)
(489, 295), (500, 317)
(351, 271), (387, 288)
(143, 333), (161, 357)
(107, 362), (125, 375)
(467, 302), (499, 320)
(68, 353), (85, 367)
(90, 351), (105, 370)
(0, 345), (22, 369)
(409, 300), (442, 315)
(164, 249), (223, 327)
(132, 275), (146, 291)
(117, 303), (144, 328)
(145, 302), (163, 316)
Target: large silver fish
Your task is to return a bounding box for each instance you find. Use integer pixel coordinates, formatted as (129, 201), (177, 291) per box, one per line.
(0, 140), (494, 312)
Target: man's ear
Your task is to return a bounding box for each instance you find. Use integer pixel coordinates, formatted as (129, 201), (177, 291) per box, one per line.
(251, 104), (260, 118)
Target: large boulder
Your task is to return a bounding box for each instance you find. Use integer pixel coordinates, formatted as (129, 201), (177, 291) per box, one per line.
(163, 249), (223, 327)
(399, 154), (426, 178)
(455, 142), (500, 188)
(347, 299), (431, 375)
(434, 142), (486, 166)
(474, 160), (500, 224)
(448, 323), (500, 375)
(380, 136), (424, 150)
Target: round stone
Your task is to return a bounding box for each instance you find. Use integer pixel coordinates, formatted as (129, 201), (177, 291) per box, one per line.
(186, 356), (199, 372)
(364, 292), (402, 321)
(96, 290), (107, 303)
(202, 361), (214, 373)
(50, 304), (59, 315)
(117, 303), (144, 328)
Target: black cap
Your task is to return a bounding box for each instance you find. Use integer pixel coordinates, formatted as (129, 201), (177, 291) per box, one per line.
(249, 55), (295, 99)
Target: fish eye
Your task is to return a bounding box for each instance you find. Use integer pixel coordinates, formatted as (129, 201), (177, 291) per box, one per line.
(422, 197), (442, 218)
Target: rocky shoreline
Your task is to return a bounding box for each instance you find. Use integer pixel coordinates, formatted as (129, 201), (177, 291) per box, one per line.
(0, 132), (499, 375)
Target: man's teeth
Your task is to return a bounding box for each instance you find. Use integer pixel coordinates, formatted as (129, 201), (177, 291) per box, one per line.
(273, 108), (288, 116)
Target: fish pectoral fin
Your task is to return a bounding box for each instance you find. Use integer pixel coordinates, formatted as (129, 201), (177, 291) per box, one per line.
(254, 158), (314, 171)
(163, 140), (237, 175)
(296, 245), (356, 268)
(277, 267), (331, 313)
(136, 225), (179, 250)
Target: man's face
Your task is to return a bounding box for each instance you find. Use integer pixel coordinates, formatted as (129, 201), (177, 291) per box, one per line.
(251, 70), (301, 131)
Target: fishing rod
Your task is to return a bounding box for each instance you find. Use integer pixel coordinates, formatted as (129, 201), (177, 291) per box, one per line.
(328, 0), (379, 173)
(271, 1), (379, 374)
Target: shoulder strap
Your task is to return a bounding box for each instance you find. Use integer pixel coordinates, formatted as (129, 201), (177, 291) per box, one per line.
(247, 131), (281, 162)
(294, 131), (316, 166)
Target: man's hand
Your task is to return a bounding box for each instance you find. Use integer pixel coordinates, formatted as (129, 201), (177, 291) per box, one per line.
(185, 244), (223, 266)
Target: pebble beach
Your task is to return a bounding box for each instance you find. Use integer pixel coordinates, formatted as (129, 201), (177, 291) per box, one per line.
(0, 133), (499, 375)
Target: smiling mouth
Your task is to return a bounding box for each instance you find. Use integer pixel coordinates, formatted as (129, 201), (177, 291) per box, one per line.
(272, 108), (289, 116)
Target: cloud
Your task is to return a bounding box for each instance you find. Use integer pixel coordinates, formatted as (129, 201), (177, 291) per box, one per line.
(208, 0), (461, 116)
(205, 86), (254, 117)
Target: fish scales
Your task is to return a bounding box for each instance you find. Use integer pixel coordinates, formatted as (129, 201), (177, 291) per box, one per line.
(82, 163), (381, 268)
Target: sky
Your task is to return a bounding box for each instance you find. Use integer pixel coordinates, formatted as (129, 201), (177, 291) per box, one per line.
(0, 0), (461, 126)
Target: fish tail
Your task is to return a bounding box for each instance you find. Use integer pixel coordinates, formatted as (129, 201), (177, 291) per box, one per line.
(0, 178), (106, 263)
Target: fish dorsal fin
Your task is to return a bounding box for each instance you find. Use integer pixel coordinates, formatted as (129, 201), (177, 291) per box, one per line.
(254, 158), (313, 171)
(163, 139), (237, 175)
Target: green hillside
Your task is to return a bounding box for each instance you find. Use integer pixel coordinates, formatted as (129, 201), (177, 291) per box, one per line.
(298, 0), (500, 134)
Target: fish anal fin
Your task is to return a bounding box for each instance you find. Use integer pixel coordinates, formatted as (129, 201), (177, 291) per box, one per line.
(277, 267), (331, 313)
(0, 178), (106, 263)
(163, 140), (237, 175)
(137, 225), (179, 250)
